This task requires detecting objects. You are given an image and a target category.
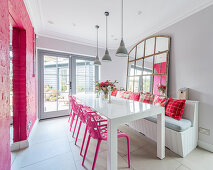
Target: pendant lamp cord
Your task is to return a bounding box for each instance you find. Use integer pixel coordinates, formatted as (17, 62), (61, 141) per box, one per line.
(121, 0), (123, 39)
(97, 26), (98, 56)
(106, 14), (108, 49)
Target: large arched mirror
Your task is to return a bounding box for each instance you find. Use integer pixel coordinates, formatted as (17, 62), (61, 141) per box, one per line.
(126, 35), (170, 96)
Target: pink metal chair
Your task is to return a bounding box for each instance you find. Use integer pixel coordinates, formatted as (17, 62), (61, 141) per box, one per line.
(82, 112), (131, 170)
(68, 96), (78, 132)
(74, 103), (106, 150)
(68, 96), (74, 122)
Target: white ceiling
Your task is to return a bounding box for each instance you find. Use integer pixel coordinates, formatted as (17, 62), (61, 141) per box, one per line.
(25, 0), (213, 49)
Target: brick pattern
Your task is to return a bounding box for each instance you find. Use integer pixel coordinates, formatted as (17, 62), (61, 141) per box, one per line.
(9, 0), (36, 141)
(0, 0), (11, 169)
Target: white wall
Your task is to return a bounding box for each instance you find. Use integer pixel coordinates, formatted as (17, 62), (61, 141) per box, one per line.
(155, 5), (213, 147)
(36, 36), (128, 89)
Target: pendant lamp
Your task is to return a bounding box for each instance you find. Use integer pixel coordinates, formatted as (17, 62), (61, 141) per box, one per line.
(116, 0), (128, 57)
(102, 11), (112, 61)
(94, 25), (101, 65)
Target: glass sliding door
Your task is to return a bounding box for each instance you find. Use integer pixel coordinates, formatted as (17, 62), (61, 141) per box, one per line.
(75, 59), (97, 94)
(38, 50), (71, 119)
(38, 51), (99, 119)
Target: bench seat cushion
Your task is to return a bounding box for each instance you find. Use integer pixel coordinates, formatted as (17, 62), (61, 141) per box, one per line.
(145, 115), (192, 132)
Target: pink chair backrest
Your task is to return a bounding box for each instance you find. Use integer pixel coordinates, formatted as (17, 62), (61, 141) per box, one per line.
(85, 112), (103, 140)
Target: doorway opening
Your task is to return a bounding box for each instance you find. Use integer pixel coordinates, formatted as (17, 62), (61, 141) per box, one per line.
(37, 50), (99, 120)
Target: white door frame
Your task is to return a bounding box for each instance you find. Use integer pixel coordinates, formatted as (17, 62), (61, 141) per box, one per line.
(37, 49), (72, 120)
(37, 49), (99, 120)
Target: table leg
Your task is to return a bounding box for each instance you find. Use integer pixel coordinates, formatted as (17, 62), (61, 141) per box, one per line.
(157, 112), (165, 159)
(107, 119), (117, 170)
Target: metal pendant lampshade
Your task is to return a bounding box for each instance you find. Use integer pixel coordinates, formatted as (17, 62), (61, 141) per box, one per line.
(102, 11), (112, 62)
(116, 0), (128, 57)
(94, 25), (101, 65)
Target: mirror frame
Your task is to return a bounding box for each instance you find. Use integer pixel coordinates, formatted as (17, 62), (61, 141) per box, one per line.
(126, 35), (171, 96)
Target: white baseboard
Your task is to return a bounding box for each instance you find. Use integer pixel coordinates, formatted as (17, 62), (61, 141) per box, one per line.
(10, 118), (39, 152)
(198, 140), (213, 152)
(11, 140), (29, 152)
(28, 118), (39, 141)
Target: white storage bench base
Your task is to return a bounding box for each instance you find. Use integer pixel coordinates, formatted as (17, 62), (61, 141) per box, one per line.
(128, 100), (199, 157)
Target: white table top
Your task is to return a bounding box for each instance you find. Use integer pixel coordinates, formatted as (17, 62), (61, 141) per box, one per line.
(75, 94), (164, 122)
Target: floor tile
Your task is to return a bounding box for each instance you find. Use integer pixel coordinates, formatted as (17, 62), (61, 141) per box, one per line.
(75, 150), (133, 170)
(176, 165), (191, 170)
(12, 138), (70, 169)
(28, 117), (69, 145)
(175, 147), (213, 170)
(20, 152), (76, 170)
(123, 146), (181, 170)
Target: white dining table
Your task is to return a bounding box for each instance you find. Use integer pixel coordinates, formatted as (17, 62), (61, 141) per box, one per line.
(75, 94), (165, 170)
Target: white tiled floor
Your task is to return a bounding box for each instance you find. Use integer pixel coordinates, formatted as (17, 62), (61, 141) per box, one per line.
(11, 117), (213, 170)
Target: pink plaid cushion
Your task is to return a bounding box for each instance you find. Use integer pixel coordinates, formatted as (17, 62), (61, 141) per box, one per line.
(139, 93), (154, 104)
(165, 98), (186, 120)
(116, 91), (125, 98)
(153, 96), (167, 107)
(129, 92), (140, 101)
(122, 92), (131, 99)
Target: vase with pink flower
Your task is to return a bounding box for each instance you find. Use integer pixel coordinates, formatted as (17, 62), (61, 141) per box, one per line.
(95, 80), (118, 99)
(157, 84), (167, 96)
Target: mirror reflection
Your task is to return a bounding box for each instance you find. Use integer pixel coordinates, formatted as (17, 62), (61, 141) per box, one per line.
(145, 37), (155, 56)
(127, 36), (170, 96)
(129, 48), (136, 61)
(154, 53), (167, 74)
(143, 56), (153, 75)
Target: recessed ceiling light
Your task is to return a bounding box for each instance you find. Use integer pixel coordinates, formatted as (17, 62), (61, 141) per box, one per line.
(137, 10), (142, 15)
(72, 23), (76, 27)
(48, 20), (54, 24)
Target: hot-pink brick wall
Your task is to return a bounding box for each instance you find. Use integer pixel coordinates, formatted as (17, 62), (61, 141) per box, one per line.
(0, 0), (36, 169)
(0, 0), (11, 169)
(9, 0), (37, 141)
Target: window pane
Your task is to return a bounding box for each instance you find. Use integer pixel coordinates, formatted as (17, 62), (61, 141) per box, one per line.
(128, 61), (135, 76)
(135, 59), (143, 75)
(59, 75), (69, 93)
(145, 38), (155, 56)
(58, 92), (69, 110)
(129, 48), (136, 61)
(127, 77), (134, 92)
(142, 75), (153, 93)
(44, 93), (57, 112)
(155, 37), (169, 53)
(44, 74), (57, 93)
(136, 41), (144, 59)
(153, 75), (167, 95)
(154, 53), (167, 74)
(76, 76), (85, 93)
(143, 56), (153, 75)
(134, 76), (142, 92)
(44, 56), (57, 74)
(76, 59), (96, 94)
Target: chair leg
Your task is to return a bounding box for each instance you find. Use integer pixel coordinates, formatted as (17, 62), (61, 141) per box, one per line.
(92, 140), (101, 170)
(82, 135), (91, 166)
(80, 125), (88, 156)
(126, 136), (131, 168)
(68, 108), (73, 122)
(75, 121), (82, 145)
(70, 113), (75, 131)
(72, 115), (79, 137)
